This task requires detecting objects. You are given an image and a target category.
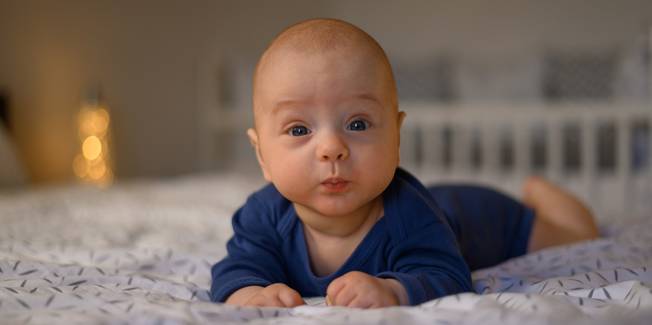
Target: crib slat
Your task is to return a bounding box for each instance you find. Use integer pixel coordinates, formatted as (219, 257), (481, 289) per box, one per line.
(452, 123), (469, 175)
(480, 122), (498, 176)
(581, 116), (596, 205)
(546, 115), (563, 182)
(421, 125), (437, 171)
(513, 117), (529, 176)
(617, 117), (631, 219)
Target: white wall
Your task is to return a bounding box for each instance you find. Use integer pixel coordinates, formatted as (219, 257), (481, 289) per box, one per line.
(0, 0), (650, 183)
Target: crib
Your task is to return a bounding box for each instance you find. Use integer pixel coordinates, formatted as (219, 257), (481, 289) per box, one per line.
(399, 102), (652, 223)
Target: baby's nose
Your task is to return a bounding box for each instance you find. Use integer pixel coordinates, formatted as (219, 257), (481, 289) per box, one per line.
(317, 133), (350, 161)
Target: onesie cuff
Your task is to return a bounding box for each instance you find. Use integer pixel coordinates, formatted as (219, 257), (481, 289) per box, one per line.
(376, 272), (429, 305)
(210, 276), (272, 302)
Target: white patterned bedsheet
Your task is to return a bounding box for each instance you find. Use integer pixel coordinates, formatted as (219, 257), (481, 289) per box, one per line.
(0, 174), (651, 324)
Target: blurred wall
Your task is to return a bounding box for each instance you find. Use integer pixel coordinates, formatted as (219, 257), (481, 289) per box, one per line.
(0, 0), (650, 183)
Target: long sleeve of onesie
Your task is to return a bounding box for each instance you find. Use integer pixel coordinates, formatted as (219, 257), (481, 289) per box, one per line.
(210, 195), (287, 302)
(374, 171), (473, 305)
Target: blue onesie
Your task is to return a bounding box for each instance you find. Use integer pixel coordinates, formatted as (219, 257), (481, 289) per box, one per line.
(210, 168), (534, 305)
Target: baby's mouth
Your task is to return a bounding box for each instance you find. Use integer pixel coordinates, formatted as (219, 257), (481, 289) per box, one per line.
(321, 177), (350, 192)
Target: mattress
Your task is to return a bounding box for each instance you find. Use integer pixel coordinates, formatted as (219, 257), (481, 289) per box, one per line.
(0, 173), (650, 324)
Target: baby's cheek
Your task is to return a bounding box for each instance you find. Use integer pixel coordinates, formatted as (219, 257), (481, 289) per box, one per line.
(271, 159), (308, 188)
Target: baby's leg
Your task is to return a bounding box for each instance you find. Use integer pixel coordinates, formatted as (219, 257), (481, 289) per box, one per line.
(428, 184), (535, 271)
(522, 176), (599, 252)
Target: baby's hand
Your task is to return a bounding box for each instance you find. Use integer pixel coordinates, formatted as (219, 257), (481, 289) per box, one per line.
(226, 283), (305, 308)
(326, 271), (407, 308)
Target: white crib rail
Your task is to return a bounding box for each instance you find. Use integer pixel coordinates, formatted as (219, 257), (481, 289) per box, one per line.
(400, 102), (652, 222)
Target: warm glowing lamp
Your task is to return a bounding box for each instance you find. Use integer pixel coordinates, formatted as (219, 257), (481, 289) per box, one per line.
(73, 88), (114, 186)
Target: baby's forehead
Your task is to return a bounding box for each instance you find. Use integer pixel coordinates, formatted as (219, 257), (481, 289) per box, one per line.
(254, 55), (390, 108)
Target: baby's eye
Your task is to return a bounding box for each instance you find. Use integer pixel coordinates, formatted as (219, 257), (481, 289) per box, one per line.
(347, 119), (368, 131)
(289, 125), (311, 137)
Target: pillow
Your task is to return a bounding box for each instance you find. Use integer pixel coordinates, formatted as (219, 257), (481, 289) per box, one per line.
(0, 125), (26, 186)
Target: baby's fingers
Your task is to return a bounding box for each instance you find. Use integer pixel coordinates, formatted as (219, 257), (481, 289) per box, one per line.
(325, 277), (346, 304)
(330, 286), (358, 307)
(279, 288), (305, 307)
(245, 294), (285, 308)
(348, 296), (375, 309)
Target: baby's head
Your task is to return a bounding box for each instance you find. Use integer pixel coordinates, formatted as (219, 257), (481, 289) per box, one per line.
(248, 18), (405, 221)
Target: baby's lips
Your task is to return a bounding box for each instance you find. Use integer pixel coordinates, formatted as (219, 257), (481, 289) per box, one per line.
(320, 179), (350, 192)
(321, 177), (347, 185)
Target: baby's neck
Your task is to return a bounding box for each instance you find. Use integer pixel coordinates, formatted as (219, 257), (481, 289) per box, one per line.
(295, 197), (384, 277)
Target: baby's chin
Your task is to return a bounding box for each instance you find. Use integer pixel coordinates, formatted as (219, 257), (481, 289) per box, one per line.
(298, 196), (381, 219)
(310, 205), (361, 219)
(296, 203), (352, 218)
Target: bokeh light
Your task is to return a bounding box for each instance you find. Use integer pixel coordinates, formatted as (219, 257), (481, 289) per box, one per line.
(82, 135), (102, 160)
(74, 103), (114, 187)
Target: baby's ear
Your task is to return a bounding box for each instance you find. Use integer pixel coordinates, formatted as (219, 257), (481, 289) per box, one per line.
(246, 128), (259, 149)
(246, 128), (272, 182)
(396, 111), (406, 165)
(397, 111), (406, 130)
(397, 111), (406, 142)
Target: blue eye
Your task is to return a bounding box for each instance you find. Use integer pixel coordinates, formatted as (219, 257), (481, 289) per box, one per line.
(289, 125), (311, 136)
(347, 119), (368, 131)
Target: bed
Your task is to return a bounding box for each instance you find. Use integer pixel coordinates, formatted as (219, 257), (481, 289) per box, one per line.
(2, 103), (652, 324)
(0, 172), (650, 324)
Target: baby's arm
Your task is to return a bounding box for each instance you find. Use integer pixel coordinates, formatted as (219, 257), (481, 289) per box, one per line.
(326, 271), (409, 308)
(327, 225), (471, 307)
(210, 196), (305, 307)
(374, 221), (472, 305)
(324, 219), (471, 308)
(338, 221), (472, 308)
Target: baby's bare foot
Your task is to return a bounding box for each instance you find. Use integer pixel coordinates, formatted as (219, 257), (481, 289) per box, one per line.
(522, 176), (598, 241)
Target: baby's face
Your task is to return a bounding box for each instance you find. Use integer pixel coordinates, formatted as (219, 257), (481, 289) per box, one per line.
(249, 45), (404, 219)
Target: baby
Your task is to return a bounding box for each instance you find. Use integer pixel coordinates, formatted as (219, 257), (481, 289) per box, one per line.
(210, 18), (598, 308)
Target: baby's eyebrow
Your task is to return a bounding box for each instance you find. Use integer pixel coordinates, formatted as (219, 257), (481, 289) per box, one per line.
(353, 93), (381, 103)
(351, 93), (383, 109)
(271, 100), (304, 116)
